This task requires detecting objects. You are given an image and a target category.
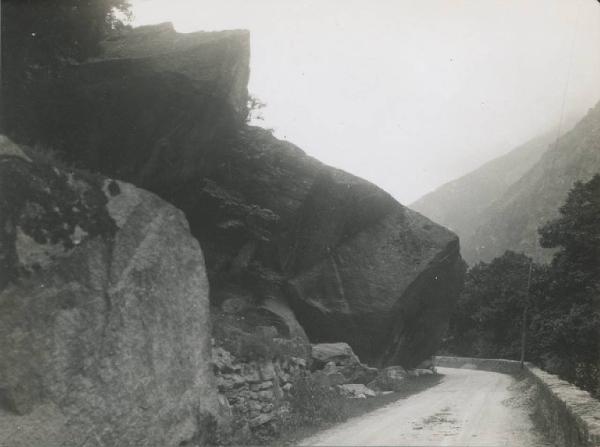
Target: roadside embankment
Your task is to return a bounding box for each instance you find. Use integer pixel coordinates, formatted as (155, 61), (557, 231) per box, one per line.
(434, 356), (600, 447)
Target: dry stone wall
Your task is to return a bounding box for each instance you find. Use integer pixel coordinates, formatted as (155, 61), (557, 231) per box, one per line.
(212, 347), (306, 435)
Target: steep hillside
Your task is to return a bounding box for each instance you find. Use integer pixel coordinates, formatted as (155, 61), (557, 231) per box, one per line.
(467, 103), (600, 263)
(3, 23), (465, 368)
(413, 103), (600, 265)
(411, 132), (554, 239)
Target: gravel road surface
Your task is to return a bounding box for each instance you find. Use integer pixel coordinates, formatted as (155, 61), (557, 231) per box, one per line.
(301, 367), (550, 446)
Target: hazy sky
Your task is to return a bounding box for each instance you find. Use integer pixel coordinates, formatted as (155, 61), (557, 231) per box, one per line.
(130, 0), (600, 204)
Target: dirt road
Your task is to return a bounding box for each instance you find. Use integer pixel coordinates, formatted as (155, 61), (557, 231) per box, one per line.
(301, 367), (550, 446)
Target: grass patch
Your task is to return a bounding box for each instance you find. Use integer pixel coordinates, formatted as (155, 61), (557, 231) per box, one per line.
(273, 373), (443, 446)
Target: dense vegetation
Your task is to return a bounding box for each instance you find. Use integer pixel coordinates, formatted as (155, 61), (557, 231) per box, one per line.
(2, 0), (129, 65)
(1, 0), (130, 134)
(445, 174), (600, 395)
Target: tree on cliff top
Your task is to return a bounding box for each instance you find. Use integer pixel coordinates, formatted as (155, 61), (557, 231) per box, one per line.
(1, 0), (131, 133)
(2, 0), (130, 67)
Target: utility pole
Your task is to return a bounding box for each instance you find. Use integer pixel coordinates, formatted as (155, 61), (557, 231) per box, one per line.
(520, 259), (534, 369)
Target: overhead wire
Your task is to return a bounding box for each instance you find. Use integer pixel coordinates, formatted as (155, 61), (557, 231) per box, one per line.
(553, 0), (583, 146)
(520, 0), (584, 366)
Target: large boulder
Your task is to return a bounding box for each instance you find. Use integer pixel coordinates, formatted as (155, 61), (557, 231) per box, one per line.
(311, 343), (378, 384)
(323, 362), (378, 386)
(291, 195), (465, 368)
(4, 24), (465, 369)
(0, 140), (218, 447)
(311, 343), (359, 368)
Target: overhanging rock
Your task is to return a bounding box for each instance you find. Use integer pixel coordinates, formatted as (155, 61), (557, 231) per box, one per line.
(4, 24), (466, 369)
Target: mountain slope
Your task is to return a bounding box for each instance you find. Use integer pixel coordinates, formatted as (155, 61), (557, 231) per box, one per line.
(412, 132), (554, 240)
(413, 102), (600, 264)
(466, 103), (600, 263)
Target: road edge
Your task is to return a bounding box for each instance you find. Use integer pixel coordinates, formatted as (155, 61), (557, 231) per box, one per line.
(434, 356), (600, 447)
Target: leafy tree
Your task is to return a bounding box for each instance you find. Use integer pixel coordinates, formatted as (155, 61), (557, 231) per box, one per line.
(444, 251), (537, 359)
(1, 0), (131, 133)
(533, 174), (600, 393)
(539, 174), (600, 285)
(247, 95), (266, 123)
(2, 0), (130, 67)
(445, 175), (600, 395)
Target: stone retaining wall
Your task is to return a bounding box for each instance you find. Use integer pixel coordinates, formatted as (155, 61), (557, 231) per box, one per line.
(434, 356), (600, 447)
(212, 347), (306, 435)
(526, 365), (600, 447)
(434, 355), (522, 374)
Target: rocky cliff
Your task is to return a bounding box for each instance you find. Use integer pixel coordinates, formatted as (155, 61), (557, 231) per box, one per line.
(4, 23), (465, 369)
(0, 137), (218, 446)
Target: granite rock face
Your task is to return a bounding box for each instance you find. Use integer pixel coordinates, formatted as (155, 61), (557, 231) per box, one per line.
(0, 138), (217, 447)
(5, 23), (250, 191)
(288, 193), (465, 367)
(4, 24), (465, 369)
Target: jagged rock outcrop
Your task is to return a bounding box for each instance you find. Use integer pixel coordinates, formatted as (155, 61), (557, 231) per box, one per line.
(0, 137), (217, 447)
(3, 24), (465, 369)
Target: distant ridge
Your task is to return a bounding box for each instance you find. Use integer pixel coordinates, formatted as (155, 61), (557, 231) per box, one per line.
(412, 102), (600, 264)
(412, 132), (554, 262)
